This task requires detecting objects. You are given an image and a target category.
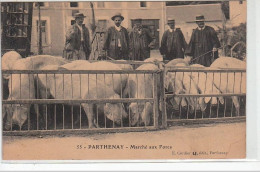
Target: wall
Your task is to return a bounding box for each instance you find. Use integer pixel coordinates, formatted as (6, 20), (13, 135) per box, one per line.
(229, 1), (247, 27)
(30, 2), (165, 56)
(31, 2), (66, 56)
(166, 4), (224, 42)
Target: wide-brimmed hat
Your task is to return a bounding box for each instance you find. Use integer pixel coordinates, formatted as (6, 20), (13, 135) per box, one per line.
(167, 18), (175, 24)
(195, 15), (205, 22)
(73, 13), (86, 18)
(111, 13), (124, 21)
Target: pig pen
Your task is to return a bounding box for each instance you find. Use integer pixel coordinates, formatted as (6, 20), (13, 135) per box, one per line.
(2, 68), (163, 136)
(165, 66), (246, 125)
(2, 61), (246, 136)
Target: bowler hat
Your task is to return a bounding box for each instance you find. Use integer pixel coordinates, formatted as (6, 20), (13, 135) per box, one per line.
(111, 13), (124, 21)
(195, 15), (205, 22)
(73, 13), (86, 18)
(167, 18), (175, 24)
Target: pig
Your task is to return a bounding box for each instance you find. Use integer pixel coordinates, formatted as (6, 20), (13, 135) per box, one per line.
(210, 57), (246, 115)
(114, 60), (134, 71)
(5, 55), (69, 129)
(165, 62), (204, 112)
(125, 63), (162, 126)
(165, 62), (189, 110)
(211, 56), (246, 69)
(86, 61), (129, 97)
(37, 61), (129, 128)
(144, 57), (163, 63)
(2, 51), (22, 79)
(165, 58), (189, 68)
(1, 51), (22, 124)
(189, 64), (224, 107)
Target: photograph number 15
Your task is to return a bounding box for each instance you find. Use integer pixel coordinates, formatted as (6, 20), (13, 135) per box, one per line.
(1, 1), (247, 160)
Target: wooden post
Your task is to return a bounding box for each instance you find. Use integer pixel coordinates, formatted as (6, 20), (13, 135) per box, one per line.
(90, 2), (96, 34)
(37, 2), (43, 55)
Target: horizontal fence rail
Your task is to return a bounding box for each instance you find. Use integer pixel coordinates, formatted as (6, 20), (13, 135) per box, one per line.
(2, 69), (161, 135)
(2, 63), (247, 136)
(164, 67), (246, 123)
(2, 69), (160, 74)
(3, 99), (154, 104)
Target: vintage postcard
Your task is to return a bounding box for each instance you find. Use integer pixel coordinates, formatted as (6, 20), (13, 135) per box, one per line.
(1, 1), (247, 160)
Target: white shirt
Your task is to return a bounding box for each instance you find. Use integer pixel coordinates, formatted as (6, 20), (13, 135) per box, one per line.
(76, 23), (84, 41)
(169, 28), (176, 32)
(114, 25), (122, 47)
(114, 25), (122, 31)
(197, 25), (206, 31)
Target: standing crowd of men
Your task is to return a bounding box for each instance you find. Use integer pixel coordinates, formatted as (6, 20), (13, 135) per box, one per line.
(63, 12), (221, 67)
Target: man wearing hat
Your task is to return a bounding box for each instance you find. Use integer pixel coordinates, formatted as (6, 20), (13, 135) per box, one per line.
(102, 13), (129, 60)
(129, 18), (154, 61)
(64, 13), (91, 60)
(159, 18), (187, 60)
(185, 15), (221, 67)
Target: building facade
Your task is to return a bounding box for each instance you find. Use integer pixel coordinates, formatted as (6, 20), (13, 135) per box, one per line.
(30, 2), (165, 56)
(30, 1), (234, 57)
(166, 3), (224, 42)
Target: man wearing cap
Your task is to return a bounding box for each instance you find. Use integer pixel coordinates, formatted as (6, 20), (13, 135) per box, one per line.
(185, 15), (221, 67)
(102, 13), (129, 60)
(64, 13), (91, 60)
(129, 18), (154, 61)
(159, 18), (187, 60)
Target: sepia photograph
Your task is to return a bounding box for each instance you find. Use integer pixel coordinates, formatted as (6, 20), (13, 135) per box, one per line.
(1, 1), (247, 161)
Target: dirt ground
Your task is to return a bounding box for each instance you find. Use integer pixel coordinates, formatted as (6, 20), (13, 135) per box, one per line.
(2, 122), (246, 160)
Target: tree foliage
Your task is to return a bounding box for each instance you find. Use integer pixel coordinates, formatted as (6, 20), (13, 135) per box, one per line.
(223, 23), (247, 60)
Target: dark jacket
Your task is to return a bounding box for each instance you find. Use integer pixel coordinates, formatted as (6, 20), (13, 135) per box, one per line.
(129, 27), (153, 61)
(65, 24), (91, 59)
(159, 28), (187, 60)
(103, 26), (129, 60)
(185, 26), (221, 67)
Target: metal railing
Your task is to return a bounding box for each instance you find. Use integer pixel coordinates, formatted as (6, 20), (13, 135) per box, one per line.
(2, 61), (247, 135)
(164, 66), (246, 124)
(2, 69), (161, 135)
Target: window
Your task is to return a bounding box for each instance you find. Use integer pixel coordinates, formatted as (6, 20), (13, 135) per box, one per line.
(35, 2), (45, 7)
(140, 1), (147, 7)
(36, 20), (48, 45)
(70, 2), (78, 7)
(97, 2), (105, 8)
(239, 1), (243, 4)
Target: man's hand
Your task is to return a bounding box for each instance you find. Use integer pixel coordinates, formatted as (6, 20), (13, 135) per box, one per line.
(162, 55), (166, 60)
(99, 50), (106, 57)
(212, 47), (218, 52)
(148, 42), (155, 49)
(184, 56), (192, 64)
